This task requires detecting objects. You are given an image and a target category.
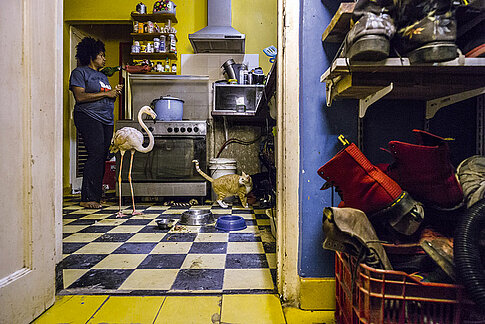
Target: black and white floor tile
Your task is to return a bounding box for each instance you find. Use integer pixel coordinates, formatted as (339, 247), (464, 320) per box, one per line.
(61, 195), (277, 295)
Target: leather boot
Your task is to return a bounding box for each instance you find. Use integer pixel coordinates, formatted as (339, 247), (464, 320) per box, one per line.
(456, 155), (485, 208)
(317, 138), (424, 237)
(322, 207), (393, 270)
(340, 0), (396, 61)
(384, 129), (464, 209)
(393, 0), (458, 63)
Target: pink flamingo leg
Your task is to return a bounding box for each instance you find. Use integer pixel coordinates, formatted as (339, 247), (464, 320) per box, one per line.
(116, 151), (125, 218)
(128, 150), (142, 215)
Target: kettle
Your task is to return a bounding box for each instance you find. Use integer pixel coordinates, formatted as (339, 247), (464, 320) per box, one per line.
(153, 0), (176, 14)
(136, 2), (147, 14)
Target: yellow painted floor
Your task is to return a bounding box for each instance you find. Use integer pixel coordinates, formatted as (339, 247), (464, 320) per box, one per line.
(33, 294), (335, 324)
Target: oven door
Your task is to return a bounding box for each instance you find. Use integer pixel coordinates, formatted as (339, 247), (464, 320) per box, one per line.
(116, 135), (207, 197)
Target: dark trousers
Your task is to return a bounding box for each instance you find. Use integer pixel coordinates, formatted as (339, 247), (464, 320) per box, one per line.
(74, 110), (113, 203)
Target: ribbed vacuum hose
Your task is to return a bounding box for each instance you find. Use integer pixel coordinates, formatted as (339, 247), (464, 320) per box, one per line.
(454, 198), (485, 310)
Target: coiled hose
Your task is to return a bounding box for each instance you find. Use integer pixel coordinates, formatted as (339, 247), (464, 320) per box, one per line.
(454, 198), (485, 309)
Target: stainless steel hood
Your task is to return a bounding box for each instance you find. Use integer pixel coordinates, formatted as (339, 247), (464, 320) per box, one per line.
(189, 0), (245, 54)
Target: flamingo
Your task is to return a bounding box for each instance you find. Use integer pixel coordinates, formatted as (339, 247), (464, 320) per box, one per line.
(110, 105), (157, 217)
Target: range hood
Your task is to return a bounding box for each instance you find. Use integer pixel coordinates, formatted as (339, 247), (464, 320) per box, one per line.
(189, 0), (245, 54)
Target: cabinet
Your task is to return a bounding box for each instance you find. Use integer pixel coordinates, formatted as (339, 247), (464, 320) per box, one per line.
(320, 3), (485, 149)
(130, 12), (178, 74)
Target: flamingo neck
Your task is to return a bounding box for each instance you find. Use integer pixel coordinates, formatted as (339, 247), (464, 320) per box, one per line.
(137, 109), (155, 153)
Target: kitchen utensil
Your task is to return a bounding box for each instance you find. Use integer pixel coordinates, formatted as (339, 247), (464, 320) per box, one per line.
(222, 59), (236, 80)
(180, 210), (215, 225)
(263, 45), (277, 63)
(215, 215), (247, 231)
(150, 96), (184, 121)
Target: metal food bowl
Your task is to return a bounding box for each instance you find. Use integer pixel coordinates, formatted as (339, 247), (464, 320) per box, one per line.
(156, 218), (177, 230)
(179, 210), (214, 225)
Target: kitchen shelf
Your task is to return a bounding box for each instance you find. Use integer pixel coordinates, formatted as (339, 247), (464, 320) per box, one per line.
(130, 52), (177, 60)
(130, 33), (177, 41)
(321, 2), (354, 43)
(321, 57), (485, 118)
(131, 12), (177, 23)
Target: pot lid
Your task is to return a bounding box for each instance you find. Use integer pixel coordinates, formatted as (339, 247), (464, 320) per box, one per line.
(160, 96), (184, 102)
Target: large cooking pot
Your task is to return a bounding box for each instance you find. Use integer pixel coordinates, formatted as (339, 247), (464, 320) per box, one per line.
(150, 96), (184, 121)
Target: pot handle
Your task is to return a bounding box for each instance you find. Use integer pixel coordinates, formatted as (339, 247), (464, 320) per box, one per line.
(150, 98), (160, 107)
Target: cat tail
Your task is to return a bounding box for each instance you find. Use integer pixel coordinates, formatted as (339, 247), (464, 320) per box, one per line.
(192, 159), (214, 182)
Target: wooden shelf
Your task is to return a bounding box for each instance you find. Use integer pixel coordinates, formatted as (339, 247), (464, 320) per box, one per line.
(130, 52), (177, 60)
(321, 3), (355, 43)
(131, 12), (177, 23)
(130, 33), (177, 41)
(321, 57), (485, 102)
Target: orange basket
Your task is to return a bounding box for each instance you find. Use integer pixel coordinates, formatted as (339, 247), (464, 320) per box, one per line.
(335, 252), (484, 324)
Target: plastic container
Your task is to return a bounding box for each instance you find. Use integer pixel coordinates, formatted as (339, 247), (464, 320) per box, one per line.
(215, 215), (247, 231)
(335, 252), (484, 324)
(209, 158), (237, 201)
(209, 158), (236, 179)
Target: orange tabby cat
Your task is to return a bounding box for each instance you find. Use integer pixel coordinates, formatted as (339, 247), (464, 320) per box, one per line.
(192, 160), (253, 208)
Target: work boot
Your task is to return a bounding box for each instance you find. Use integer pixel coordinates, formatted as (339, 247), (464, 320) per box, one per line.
(317, 137), (424, 237)
(383, 129), (464, 209)
(322, 207), (393, 270)
(456, 155), (485, 208)
(455, 0), (485, 57)
(393, 0), (458, 63)
(340, 0), (396, 61)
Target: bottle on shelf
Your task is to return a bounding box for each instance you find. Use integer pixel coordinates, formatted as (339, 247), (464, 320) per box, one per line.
(100, 66), (121, 77)
(164, 58), (170, 72)
(171, 63), (177, 73)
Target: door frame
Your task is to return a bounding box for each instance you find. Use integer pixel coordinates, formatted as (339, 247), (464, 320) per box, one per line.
(276, 0), (301, 305)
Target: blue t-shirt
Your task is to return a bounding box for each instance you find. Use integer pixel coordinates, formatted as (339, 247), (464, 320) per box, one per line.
(69, 65), (115, 125)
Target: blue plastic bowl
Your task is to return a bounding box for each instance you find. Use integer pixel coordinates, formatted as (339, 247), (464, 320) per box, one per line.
(215, 215), (247, 231)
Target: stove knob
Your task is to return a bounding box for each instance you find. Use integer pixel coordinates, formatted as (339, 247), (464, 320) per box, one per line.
(187, 127), (192, 132)
(174, 127), (179, 132)
(180, 127), (186, 132)
(193, 127), (199, 133)
(167, 127), (173, 132)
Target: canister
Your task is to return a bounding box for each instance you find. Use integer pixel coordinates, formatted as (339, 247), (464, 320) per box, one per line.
(168, 34), (176, 53)
(147, 21), (154, 33)
(153, 38), (160, 53)
(159, 35), (166, 53)
(146, 41), (154, 53)
(138, 22), (144, 33)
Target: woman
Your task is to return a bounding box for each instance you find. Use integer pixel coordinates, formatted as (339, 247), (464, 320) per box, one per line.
(69, 37), (123, 208)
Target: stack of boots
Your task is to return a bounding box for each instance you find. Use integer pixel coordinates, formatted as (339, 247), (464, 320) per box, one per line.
(322, 207), (393, 270)
(383, 129), (464, 209)
(456, 155), (485, 208)
(340, 0), (396, 61)
(318, 139), (424, 237)
(393, 0), (458, 63)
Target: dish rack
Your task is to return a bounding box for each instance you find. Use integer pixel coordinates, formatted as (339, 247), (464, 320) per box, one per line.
(335, 251), (485, 324)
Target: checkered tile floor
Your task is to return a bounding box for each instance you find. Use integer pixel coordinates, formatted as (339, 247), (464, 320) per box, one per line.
(60, 195), (277, 295)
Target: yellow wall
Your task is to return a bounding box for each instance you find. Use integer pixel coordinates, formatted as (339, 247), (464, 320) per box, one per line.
(63, 0), (277, 192)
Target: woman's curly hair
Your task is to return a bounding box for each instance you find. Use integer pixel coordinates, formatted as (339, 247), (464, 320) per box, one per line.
(75, 37), (106, 66)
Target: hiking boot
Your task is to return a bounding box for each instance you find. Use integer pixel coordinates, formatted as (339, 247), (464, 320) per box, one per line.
(393, 0), (458, 63)
(340, 0), (396, 61)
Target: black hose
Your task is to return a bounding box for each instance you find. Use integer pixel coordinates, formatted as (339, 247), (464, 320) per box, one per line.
(454, 198), (485, 310)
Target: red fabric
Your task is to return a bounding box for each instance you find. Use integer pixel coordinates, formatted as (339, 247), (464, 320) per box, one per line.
(317, 143), (403, 215)
(387, 129), (463, 208)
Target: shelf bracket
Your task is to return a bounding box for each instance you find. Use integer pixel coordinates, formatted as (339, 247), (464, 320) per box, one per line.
(426, 87), (485, 119)
(358, 83), (393, 118)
